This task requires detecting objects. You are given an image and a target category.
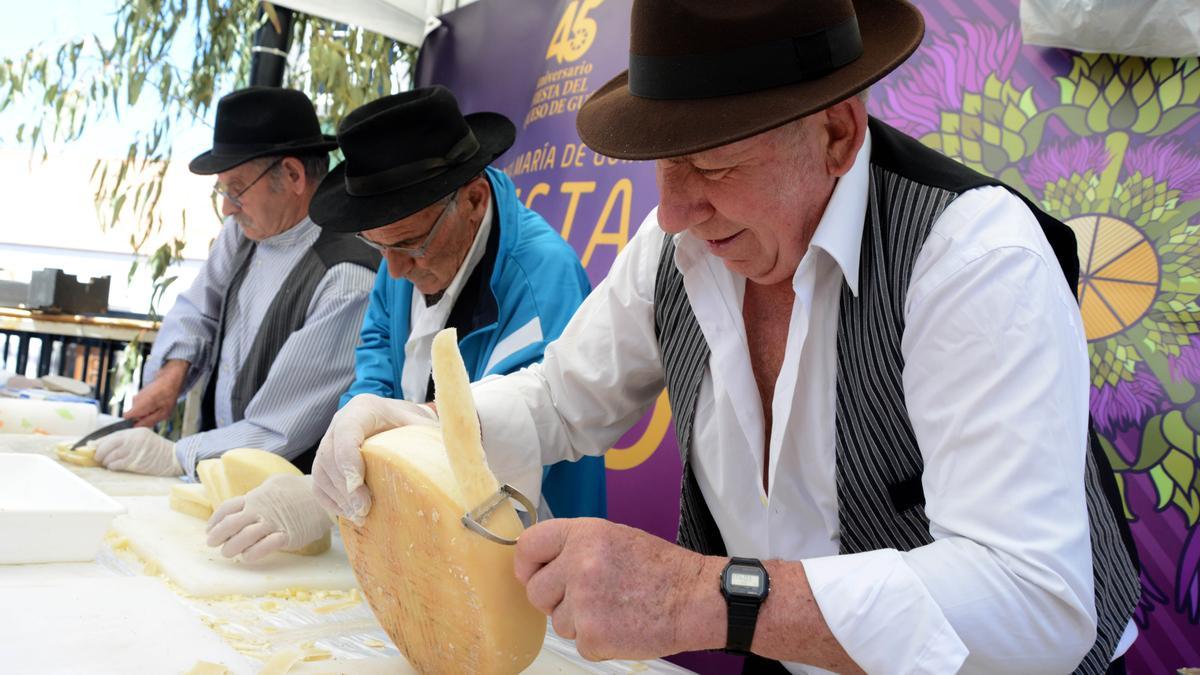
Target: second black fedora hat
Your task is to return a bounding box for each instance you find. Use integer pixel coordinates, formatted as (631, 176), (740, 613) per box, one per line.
(188, 87), (337, 175)
(310, 86), (516, 233)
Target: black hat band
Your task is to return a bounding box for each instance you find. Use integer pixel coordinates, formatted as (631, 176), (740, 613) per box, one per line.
(211, 137), (328, 156)
(627, 16), (863, 100)
(343, 131), (481, 197)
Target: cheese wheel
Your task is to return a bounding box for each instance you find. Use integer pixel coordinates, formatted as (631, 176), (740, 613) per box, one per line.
(341, 329), (545, 674)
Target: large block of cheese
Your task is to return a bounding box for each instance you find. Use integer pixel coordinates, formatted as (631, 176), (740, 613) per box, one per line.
(340, 329), (545, 674)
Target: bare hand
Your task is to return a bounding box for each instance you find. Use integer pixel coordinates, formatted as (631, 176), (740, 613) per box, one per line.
(125, 360), (189, 427)
(514, 518), (717, 661)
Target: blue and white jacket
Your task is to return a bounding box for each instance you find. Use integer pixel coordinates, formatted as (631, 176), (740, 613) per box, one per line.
(341, 167), (605, 518)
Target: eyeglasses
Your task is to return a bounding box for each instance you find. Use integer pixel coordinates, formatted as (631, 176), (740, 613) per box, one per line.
(355, 190), (459, 259)
(213, 158), (283, 209)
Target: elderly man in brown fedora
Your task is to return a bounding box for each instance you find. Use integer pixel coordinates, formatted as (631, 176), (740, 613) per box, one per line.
(313, 1), (1139, 673)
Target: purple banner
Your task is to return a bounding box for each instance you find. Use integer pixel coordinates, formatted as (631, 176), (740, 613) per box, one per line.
(417, 0), (1200, 670)
(417, 0), (683, 548)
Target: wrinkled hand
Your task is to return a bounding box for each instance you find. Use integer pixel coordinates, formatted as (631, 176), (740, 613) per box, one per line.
(94, 427), (182, 476)
(206, 474), (332, 562)
(125, 360), (189, 428)
(311, 394), (438, 524)
(515, 518), (710, 661)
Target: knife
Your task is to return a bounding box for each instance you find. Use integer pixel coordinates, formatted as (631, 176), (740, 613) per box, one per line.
(69, 418), (137, 450)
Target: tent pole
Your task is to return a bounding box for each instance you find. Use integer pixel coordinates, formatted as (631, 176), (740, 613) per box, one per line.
(250, 4), (295, 87)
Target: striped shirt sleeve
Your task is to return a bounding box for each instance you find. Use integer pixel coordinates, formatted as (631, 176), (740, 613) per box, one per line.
(174, 261), (376, 475)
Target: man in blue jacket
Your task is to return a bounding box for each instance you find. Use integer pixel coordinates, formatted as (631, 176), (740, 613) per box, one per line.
(205, 87), (604, 561)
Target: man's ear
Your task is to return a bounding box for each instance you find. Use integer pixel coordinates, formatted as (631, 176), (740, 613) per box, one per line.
(281, 156), (307, 195)
(823, 97), (867, 178)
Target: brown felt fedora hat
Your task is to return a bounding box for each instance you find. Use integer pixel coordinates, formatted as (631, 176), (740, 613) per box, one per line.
(576, 0), (924, 160)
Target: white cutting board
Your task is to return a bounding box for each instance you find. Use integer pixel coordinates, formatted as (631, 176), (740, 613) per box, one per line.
(0, 434), (179, 495)
(0, 576), (254, 674)
(112, 496), (359, 597)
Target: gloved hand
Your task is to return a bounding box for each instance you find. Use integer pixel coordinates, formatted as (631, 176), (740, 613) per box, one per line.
(311, 394), (438, 524)
(94, 427), (183, 476)
(206, 474), (332, 562)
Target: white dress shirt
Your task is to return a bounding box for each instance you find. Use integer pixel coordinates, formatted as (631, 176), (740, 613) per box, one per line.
(400, 195), (495, 403)
(472, 131), (1131, 673)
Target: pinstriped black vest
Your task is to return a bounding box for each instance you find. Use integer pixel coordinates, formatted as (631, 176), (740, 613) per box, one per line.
(654, 119), (1139, 674)
(200, 227), (379, 471)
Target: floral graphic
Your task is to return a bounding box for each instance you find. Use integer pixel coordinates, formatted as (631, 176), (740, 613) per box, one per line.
(875, 5), (1200, 669)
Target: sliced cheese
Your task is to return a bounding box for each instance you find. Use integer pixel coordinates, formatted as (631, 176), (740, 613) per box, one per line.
(169, 483), (214, 520)
(221, 447), (303, 497)
(341, 328), (544, 675)
(55, 441), (100, 467)
(196, 449), (329, 556)
(185, 662), (231, 675)
(196, 457), (233, 505)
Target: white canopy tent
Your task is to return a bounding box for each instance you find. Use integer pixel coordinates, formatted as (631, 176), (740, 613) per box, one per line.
(267, 0), (475, 46)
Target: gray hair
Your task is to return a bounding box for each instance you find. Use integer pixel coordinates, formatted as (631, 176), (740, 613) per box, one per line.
(259, 154), (330, 190)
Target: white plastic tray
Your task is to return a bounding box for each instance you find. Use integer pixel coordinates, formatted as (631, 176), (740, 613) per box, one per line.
(0, 453), (126, 564)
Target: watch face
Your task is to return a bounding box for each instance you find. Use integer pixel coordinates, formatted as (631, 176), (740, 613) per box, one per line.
(725, 564), (765, 597)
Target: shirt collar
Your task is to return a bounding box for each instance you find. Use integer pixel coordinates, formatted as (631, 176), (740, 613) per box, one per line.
(806, 128), (870, 297)
(423, 188), (494, 308)
(258, 215), (317, 249)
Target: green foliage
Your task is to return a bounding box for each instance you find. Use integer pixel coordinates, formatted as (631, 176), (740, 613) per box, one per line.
(0, 1), (415, 305)
(0, 0), (416, 409)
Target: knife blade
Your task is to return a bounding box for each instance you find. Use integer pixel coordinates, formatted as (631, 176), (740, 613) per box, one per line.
(70, 418), (136, 451)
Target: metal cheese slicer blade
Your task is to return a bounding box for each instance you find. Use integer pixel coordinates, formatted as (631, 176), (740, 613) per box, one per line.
(461, 484), (537, 545)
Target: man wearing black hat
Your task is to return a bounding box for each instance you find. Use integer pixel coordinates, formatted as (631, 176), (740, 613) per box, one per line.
(94, 87), (379, 511)
(207, 86), (605, 562)
(313, 3), (1139, 674)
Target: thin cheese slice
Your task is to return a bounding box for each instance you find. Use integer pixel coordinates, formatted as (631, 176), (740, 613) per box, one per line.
(341, 328), (545, 674)
(170, 483), (214, 520)
(196, 458), (233, 505)
(431, 329), (500, 507)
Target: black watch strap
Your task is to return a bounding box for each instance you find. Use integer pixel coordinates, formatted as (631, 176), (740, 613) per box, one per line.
(722, 557), (769, 653)
(726, 596), (761, 652)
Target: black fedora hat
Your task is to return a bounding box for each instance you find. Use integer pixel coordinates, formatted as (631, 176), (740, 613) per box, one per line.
(189, 87), (338, 175)
(309, 86), (516, 233)
(576, 0), (925, 160)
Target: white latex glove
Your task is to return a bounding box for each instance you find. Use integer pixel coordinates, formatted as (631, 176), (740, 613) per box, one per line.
(311, 394), (438, 524)
(206, 474), (332, 562)
(94, 427), (182, 476)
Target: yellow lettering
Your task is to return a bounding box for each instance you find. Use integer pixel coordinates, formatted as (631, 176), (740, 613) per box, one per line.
(545, 0), (605, 64)
(580, 178), (632, 266)
(558, 181), (596, 240)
